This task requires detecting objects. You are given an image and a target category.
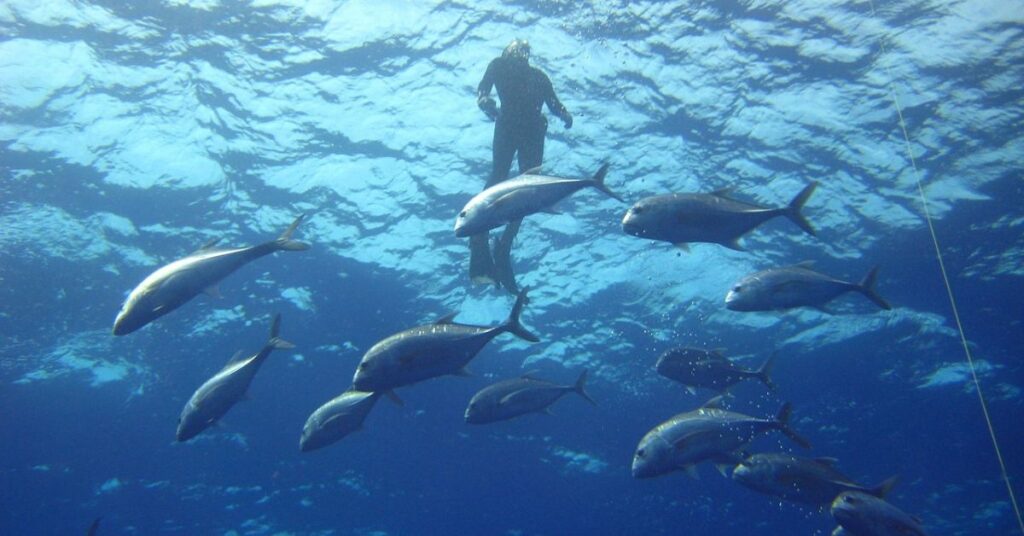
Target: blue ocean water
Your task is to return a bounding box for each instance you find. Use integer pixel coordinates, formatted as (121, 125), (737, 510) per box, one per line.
(1, 0), (1022, 534)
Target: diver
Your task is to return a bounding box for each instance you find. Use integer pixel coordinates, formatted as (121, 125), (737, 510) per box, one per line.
(471, 38), (573, 293)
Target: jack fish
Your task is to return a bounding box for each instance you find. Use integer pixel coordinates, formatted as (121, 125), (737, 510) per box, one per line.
(300, 390), (382, 452)
(454, 163), (621, 237)
(732, 453), (898, 507)
(352, 289), (538, 395)
(621, 183), (817, 249)
(176, 314), (294, 442)
(656, 347), (775, 394)
(465, 370), (596, 424)
(632, 397), (810, 479)
(832, 492), (929, 536)
(113, 215), (309, 335)
(725, 262), (891, 312)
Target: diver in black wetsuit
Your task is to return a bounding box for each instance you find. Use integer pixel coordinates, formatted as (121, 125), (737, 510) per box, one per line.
(471, 38), (573, 293)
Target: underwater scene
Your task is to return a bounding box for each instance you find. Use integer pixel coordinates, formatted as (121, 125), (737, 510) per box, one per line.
(1, 0), (1022, 534)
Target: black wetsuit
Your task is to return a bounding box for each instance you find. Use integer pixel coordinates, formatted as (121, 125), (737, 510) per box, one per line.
(478, 56), (570, 185)
(472, 56), (570, 292)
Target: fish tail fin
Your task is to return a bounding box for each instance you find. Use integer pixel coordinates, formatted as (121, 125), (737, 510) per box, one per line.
(785, 182), (817, 237)
(871, 475), (900, 498)
(757, 352), (777, 390)
(573, 369), (597, 405)
(275, 214), (311, 251)
(267, 314), (296, 350)
(775, 403), (812, 449)
(857, 266), (892, 310)
(590, 163), (623, 203)
(502, 288), (539, 342)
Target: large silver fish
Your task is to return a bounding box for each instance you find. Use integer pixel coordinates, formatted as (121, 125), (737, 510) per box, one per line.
(725, 262), (891, 312)
(621, 183), (816, 250)
(113, 215), (309, 335)
(631, 397), (810, 479)
(732, 453), (898, 507)
(300, 390), (382, 452)
(655, 347), (775, 394)
(832, 491), (929, 536)
(464, 370), (596, 424)
(352, 289), (538, 396)
(453, 163), (621, 237)
(176, 314), (294, 442)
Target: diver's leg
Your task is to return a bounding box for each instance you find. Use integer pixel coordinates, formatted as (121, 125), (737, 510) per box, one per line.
(493, 120), (546, 293)
(471, 122), (516, 286)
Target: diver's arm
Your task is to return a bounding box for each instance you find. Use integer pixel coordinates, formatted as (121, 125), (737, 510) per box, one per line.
(542, 73), (572, 129)
(477, 59), (499, 120)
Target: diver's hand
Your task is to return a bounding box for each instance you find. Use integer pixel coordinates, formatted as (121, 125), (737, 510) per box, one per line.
(561, 111), (573, 129)
(478, 96), (499, 121)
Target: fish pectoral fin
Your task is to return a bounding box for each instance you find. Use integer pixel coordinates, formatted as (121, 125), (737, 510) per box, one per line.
(814, 457), (840, 467)
(204, 285), (223, 299)
(683, 465), (700, 480)
(714, 464), (732, 478)
(489, 190), (521, 211)
(453, 367), (473, 378)
(540, 407), (555, 416)
(152, 304), (166, 313)
(685, 386), (697, 395)
(384, 390), (404, 407)
(498, 388), (534, 406)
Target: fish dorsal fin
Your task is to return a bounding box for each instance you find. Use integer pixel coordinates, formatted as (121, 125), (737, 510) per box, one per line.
(519, 369), (543, 381)
(711, 347), (728, 357)
(518, 165), (542, 176)
(223, 350), (247, 368)
(710, 188), (734, 198)
(434, 312), (458, 325)
(195, 237), (221, 253)
(701, 395), (726, 410)
(814, 457), (840, 467)
(793, 260), (816, 268)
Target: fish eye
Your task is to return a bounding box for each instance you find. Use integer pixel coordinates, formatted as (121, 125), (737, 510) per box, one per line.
(733, 285), (743, 292)
(632, 206), (643, 214)
(636, 448), (646, 458)
(358, 362), (368, 370)
(459, 210), (467, 217)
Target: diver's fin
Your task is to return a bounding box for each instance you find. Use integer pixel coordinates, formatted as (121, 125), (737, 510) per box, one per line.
(785, 182), (817, 237)
(469, 232), (498, 287)
(204, 285), (223, 299)
(492, 220), (520, 294)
